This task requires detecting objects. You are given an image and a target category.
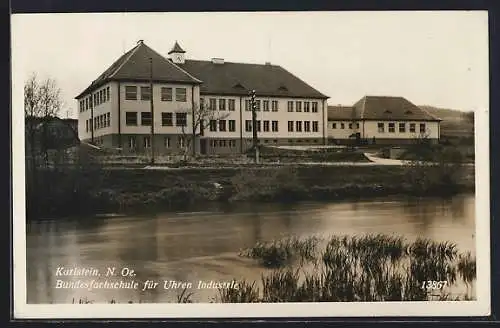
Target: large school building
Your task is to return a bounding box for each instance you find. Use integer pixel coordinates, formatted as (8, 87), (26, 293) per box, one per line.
(76, 40), (329, 155)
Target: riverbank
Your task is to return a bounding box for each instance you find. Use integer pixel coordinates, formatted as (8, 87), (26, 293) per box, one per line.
(26, 163), (474, 220)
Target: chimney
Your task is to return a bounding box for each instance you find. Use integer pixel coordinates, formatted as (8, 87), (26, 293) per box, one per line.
(211, 58), (224, 64)
(137, 39), (144, 45)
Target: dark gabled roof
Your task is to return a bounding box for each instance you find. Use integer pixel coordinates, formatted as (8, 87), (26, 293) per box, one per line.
(178, 60), (329, 99)
(327, 106), (356, 120)
(75, 41), (201, 99)
(168, 41), (186, 54)
(328, 96), (441, 121)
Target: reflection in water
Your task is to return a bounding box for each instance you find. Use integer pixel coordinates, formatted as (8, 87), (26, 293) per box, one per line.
(26, 193), (476, 304)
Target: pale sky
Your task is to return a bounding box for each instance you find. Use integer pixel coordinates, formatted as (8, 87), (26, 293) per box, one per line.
(12, 11), (489, 119)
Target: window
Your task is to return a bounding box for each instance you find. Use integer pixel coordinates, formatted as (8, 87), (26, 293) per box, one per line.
(140, 86), (151, 100)
(272, 121), (279, 132)
(179, 136), (185, 148)
(228, 99), (235, 111)
(263, 120), (270, 132)
(85, 98), (89, 110)
(209, 98), (217, 111)
(388, 122), (395, 133)
(161, 87), (172, 101)
(255, 100), (261, 111)
(141, 112), (152, 126)
(356, 123), (360, 129)
(245, 100), (250, 111)
(420, 123), (426, 133)
(176, 88), (187, 102)
(399, 123), (406, 133)
(99, 90), (103, 104)
(245, 120), (252, 132)
(219, 140), (226, 147)
(263, 100), (270, 111)
(176, 112), (187, 126)
(219, 120), (227, 132)
(126, 112), (137, 126)
(229, 140), (236, 147)
(312, 102), (318, 113)
(272, 100), (279, 112)
(106, 87), (110, 101)
(288, 121), (294, 132)
(377, 122), (385, 133)
(296, 101), (302, 112)
(219, 99), (226, 111)
(312, 121), (319, 132)
(125, 86), (137, 100)
(162, 112), (173, 126)
(287, 101), (294, 112)
(304, 102), (310, 112)
(332, 123), (337, 129)
(209, 120), (217, 132)
(296, 121), (302, 132)
(348, 123), (353, 129)
(143, 136), (151, 148)
(229, 120), (236, 132)
(341, 123), (345, 129)
(128, 136), (136, 149)
(106, 113), (110, 127)
(85, 120), (88, 132)
(304, 121), (311, 132)
(211, 140), (217, 148)
(164, 137), (170, 148)
(256, 120), (261, 132)
(410, 123), (416, 133)
(89, 119), (93, 131)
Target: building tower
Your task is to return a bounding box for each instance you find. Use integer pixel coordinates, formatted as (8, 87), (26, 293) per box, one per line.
(168, 41), (186, 64)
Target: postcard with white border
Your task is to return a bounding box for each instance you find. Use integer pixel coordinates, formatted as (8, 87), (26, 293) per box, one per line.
(12, 10), (490, 319)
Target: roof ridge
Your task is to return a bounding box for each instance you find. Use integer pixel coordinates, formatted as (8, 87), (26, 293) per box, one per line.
(108, 43), (142, 79)
(165, 58), (203, 83)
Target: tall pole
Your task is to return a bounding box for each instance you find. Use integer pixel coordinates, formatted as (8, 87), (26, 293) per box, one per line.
(149, 58), (155, 164)
(250, 89), (259, 164)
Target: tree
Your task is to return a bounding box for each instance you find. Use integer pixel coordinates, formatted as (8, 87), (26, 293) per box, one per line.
(179, 101), (230, 161)
(24, 73), (64, 167)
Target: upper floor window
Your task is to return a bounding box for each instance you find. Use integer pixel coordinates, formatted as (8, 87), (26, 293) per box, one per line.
(162, 112), (173, 126)
(304, 121), (311, 132)
(272, 100), (279, 112)
(296, 121), (302, 132)
(377, 122), (384, 133)
(388, 122), (395, 133)
(176, 112), (187, 126)
(141, 112), (152, 126)
(312, 121), (319, 132)
(263, 120), (270, 132)
(272, 120), (279, 132)
(219, 99), (226, 111)
(348, 123), (353, 129)
(106, 87), (110, 101)
(245, 100), (251, 111)
(288, 121), (294, 132)
(255, 100), (261, 111)
(126, 112), (137, 126)
(219, 120), (227, 131)
(161, 87), (172, 101)
(245, 120), (252, 132)
(263, 100), (270, 112)
(399, 123), (406, 133)
(332, 123), (337, 129)
(296, 101), (302, 112)
(228, 99), (236, 111)
(229, 120), (236, 132)
(287, 101), (294, 112)
(209, 98), (217, 111)
(209, 120), (217, 132)
(141, 86), (151, 101)
(341, 123), (345, 129)
(176, 88), (187, 102)
(125, 86), (137, 100)
(304, 102), (310, 112)
(312, 102), (318, 113)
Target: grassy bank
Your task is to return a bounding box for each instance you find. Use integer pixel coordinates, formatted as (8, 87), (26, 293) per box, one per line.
(26, 162), (474, 220)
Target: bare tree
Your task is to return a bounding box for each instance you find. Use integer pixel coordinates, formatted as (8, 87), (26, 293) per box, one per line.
(179, 101), (230, 161)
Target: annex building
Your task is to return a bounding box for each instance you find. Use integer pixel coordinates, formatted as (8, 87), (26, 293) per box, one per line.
(327, 96), (442, 145)
(76, 40), (329, 155)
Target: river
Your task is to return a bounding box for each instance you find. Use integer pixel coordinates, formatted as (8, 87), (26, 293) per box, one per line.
(26, 193), (476, 304)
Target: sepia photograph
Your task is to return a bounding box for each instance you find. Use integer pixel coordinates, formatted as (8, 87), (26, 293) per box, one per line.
(12, 10), (490, 318)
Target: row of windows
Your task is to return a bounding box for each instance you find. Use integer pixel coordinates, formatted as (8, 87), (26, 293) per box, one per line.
(332, 122), (360, 129)
(287, 101), (319, 113)
(209, 120), (236, 132)
(245, 99), (279, 112)
(244, 120), (279, 132)
(209, 139), (237, 148)
(85, 112), (111, 132)
(80, 87), (111, 112)
(125, 111), (188, 127)
(287, 121), (319, 132)
(125, 86), (187, 102)
(201, 98), (236, 111)
(128, 136), (186, 149)
(377, 122), (426, 133)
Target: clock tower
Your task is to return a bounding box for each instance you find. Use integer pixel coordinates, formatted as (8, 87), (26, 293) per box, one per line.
(168, 41), (186, 64)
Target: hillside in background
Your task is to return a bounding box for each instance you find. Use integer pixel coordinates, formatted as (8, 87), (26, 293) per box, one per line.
(420, 106), (474, 139)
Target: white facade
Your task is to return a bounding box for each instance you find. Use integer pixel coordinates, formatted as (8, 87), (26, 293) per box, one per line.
(328, 120), (440, 140)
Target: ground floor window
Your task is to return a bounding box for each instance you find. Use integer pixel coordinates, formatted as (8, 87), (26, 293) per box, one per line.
(420, 123), (426, 133)
(388, 122), (395, 133)
(128, 136), (136, 149)
(143, 136), (151, 148)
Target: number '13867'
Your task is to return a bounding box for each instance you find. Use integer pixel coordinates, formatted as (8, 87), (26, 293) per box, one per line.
(421, 281), (448, 290)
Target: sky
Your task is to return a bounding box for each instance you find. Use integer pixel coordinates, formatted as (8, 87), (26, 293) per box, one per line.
(12, 11), (489, 119)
